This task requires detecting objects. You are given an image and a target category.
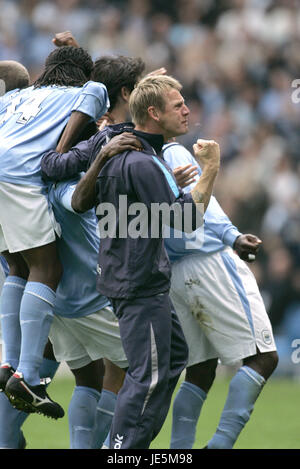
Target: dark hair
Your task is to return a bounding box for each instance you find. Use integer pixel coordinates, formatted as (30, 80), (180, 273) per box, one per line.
(33, 46), (94, 88)
(92, 55), (145, 111)
(0, 60), (30, 92)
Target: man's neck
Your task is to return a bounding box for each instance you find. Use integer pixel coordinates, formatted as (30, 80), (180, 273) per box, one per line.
(109, 106), (128, 125)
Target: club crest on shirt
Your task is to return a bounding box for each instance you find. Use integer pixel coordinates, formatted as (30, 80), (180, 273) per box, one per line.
(262, 329), (272, 345)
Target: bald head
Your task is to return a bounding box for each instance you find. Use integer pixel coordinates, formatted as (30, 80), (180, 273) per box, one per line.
(0, 60), (30, 96)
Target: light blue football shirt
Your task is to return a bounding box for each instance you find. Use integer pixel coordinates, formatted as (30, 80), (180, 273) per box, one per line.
(0, 81), (109, 187)
(0, 89), (20, 109)
(163, 142), (241, 262)
(48, 179), (110, 318)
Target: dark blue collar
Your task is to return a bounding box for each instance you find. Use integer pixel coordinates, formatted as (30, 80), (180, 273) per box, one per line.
(133, 130), (165, 155)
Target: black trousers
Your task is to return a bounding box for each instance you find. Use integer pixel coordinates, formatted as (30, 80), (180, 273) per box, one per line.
(109, 292), (189, 449)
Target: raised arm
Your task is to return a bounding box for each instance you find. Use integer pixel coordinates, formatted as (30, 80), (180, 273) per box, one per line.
(190, 139), (220, 213)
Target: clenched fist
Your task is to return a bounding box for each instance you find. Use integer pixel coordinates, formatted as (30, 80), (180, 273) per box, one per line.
(52, 31), (79, 48)
(193, 139), (220, 173)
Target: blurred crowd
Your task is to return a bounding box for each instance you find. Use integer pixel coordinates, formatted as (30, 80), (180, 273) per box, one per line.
(0, 0), (300, 359)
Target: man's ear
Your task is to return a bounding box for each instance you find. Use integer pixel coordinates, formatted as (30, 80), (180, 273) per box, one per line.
(121, 86), (131, 103)
(147, 106), (160, 122)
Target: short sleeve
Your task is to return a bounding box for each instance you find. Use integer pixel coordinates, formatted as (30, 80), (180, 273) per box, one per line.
(54, 180), (78, 213)
(72, 81), (110, 121)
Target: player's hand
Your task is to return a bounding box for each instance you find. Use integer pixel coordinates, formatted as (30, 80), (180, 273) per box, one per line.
(96, 132), (143, 161)
(173, 164), (198, 188)
(52, 31), (80, 48)
(193, 139), (220, 173)
(233, 234), (262, 262)
(97, 113), (115, 130)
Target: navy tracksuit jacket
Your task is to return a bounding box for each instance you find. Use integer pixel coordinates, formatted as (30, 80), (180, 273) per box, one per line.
(41, 125), (202, 448)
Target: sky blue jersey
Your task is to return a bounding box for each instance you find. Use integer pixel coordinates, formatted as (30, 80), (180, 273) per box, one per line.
(0, 81), (109, 187)
(0, 88), (20, 109)
(48, 179), (110, 318)
(163, 142), (242, 262)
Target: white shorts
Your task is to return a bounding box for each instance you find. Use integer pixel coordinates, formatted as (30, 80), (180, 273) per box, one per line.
(48, 306), (128, 370)
(170, 248), (277, 366)
(0, 182), (60, 253)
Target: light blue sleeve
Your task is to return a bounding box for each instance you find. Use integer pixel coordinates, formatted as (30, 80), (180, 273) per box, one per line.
(203, 196), (242, 247)
(72, 81), (110, 121)
(54, 181), (78, 213)
(163, 143), (242, 247)
(162, 142), (200, 193)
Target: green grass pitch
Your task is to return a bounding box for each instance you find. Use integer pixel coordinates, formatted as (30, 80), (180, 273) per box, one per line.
(21, 369), (300, 449)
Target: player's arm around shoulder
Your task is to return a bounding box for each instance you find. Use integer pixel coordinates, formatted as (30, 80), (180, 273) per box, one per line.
(71, 132), (142, 213)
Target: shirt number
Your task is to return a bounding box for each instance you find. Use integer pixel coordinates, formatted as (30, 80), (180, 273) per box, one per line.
(0, 88), (53, 125)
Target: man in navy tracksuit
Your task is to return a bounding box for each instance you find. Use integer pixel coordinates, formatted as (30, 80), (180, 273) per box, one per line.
(72, 75), (220, 449)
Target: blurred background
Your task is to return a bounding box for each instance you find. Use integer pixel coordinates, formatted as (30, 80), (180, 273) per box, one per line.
(0, 0), (300, 375)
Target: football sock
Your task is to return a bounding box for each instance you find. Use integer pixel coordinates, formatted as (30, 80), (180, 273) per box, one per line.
(207, 366), (265, 449)
(91, 389), (117, 449)
(68, 385), (101, 449)
(0, 393), (27, 448)
(0, 356), (60, 448)
(0, 276), (26, 369)
(170, 380), (207, 448)
(17, 282), (55, 386)
(39, 357), (60, 380)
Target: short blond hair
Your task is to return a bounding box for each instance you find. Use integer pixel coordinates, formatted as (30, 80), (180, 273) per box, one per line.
(129, 74), (182, 126)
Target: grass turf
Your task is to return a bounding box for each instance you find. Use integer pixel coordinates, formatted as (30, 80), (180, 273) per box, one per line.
(21, 369), (300, 450)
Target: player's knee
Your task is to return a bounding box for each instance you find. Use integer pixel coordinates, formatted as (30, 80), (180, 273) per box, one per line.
(245, 350), (279, 381)
(72, 360), (105, 392)
(20, 245), (63, 290)
(51, 260), (63, 287)
(36, 260), (63, 290)
(186, 358), (218, 393)
(2, 251), (29, 279)
(103, 360), (126, 393)
(264, 351), (279, 378)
